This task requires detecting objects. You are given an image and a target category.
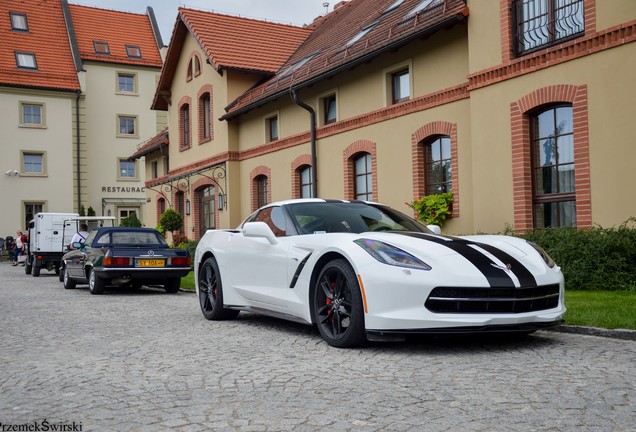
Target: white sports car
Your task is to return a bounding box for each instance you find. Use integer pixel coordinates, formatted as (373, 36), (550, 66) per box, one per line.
(194, 199), (565, 348)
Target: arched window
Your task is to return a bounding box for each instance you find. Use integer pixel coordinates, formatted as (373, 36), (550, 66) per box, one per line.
(200, 93), (211, 141)
(180, 104), (190, 149)
(299, 166), (313, 198)
(424, 135), (452, 194)
(255, 175), (269, 208)
(354, 153), (373, 201)
(531, 104), (575, 228)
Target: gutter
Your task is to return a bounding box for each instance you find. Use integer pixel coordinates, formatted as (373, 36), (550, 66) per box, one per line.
(75, 90), (81, 213)
(221, 12), (467, 121)
(290, 90), (318, 198)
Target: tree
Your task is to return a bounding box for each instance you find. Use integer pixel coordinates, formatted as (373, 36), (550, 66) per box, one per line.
(120, 212), (142, 227)
(159, 209), (183, 239)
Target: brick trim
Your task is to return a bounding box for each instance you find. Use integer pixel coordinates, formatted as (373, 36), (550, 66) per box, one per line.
(291, 154), (312, 199)
(510, 84), (591, 231)
(177, 96), (192, 151)
(343, 140), (377, 201)
(250, 166), (272, 211)
(172, 189), (187, 236)
(156, 196), (166, 227)
(411, 121), (460, 218)
(197, 84), (213, 145)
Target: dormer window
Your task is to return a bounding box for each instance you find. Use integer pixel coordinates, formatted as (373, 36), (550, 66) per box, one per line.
(93, 41), (110, 55)
(407, 0), (437, 17)
(279, 52), (319, 78)
(15, 52), (37, 69)
(125, 45), (142, 58)
(10, 12), (28, 31)
(383, 0), (404, 15)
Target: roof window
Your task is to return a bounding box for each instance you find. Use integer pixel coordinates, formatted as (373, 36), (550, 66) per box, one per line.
(346, 20), (380, 47)
(16, 52), (37, 69)
(10, 12), (28, 31)
(125, 45), (142, 58)
(406, 0), (436, 17)
(279, 51), (319, 78)
(383, 0), (404, 15)
(93, 41), (110, 55)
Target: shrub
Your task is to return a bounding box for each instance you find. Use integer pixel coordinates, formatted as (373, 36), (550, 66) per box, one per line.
(517, 218), (636, 291)
(159, 209), (183, 238)
(407, 192), (453, 227)
(119, 212), (142, 227)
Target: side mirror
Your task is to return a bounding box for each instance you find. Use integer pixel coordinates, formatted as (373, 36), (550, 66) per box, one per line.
(72, 242), (84, 249)
(427, 225), (442, 235)
(242, 222), (279, 245)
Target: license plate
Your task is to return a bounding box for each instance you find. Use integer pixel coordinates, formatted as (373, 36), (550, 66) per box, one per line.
(136, 259), (165, 267)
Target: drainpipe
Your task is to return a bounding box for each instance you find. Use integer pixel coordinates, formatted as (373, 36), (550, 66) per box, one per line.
(75, 90), (81, 212)
(291, 89), (317, 198)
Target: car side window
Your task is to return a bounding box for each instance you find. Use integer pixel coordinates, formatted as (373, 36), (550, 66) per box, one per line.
(255, 207), (287, 237)
(84, 231), (97, 246)
(95, 233), (110, 245)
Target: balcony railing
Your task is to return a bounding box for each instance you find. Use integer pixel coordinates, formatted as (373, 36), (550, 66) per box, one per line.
(512, 0), (584, 55)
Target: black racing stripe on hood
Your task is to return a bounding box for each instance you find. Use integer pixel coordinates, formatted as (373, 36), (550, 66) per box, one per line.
(466, 242), (537, 287)
(397, 232), (515, 288)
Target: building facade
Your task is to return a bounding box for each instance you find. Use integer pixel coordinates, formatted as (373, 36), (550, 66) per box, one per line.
(134, 0), (636, 238)
(0, 0), (164, 236)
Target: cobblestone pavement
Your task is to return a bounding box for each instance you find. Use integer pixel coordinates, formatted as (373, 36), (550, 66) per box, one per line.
(1, 263), (635, 432)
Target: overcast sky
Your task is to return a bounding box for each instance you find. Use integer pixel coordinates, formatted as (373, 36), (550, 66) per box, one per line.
(68, 1), (330, 45)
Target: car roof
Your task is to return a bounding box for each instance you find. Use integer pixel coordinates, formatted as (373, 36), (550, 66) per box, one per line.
(263, 198), (379, 208)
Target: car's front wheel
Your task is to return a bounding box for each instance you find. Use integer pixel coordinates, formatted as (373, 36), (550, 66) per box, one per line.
(198, 257), (238, 320)
(63, 267), (76, 290)
(88, 268), (105, 295)
(314, 259), (366, 348)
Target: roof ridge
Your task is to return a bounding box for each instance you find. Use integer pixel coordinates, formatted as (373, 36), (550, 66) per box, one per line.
(178, 6), (310, 30)
(68, 3), (147, 18)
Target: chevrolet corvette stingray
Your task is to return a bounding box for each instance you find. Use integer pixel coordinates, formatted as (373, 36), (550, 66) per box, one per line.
(195, 199), (565, 347)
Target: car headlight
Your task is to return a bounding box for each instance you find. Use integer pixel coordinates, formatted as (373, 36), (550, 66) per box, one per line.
(354, 239), (431, 270)
(527, 241), (556, 268)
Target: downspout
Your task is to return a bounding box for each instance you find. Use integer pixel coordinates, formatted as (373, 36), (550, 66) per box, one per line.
(290, 90), (317, 198)
(75, 90), (81, 212)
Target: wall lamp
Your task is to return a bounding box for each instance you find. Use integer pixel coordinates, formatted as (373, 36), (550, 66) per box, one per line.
(218, 193), (224, 211)
(185, 199), (191, 215)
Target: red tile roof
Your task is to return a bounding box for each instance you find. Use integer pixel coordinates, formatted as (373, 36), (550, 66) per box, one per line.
(69, 4), (162, 67)
(179, 8), (312, 74)
(152, 8), (312, 110)
(223, 0), (469, 118)
(0, 0), (80, 91)
(130, 127), (169, 160)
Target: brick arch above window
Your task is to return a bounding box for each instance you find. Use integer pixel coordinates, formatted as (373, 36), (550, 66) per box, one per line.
(343, 140), (377, 201)
(186, 51), (203, 81)
(291, 154), (312, 199)
(411, 121), (459, 218)
(191, 178), (217, 239)
(250, 166), (272, 211)
(510, 84), (591, 231)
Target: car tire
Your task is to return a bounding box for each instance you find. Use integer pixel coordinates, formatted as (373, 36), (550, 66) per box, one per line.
(198, 257), (239, 320)
(88, 268), (105, 295)
(25, 261), (32, 275)
(164, 278), (180, 294)
(63, 267), (76, 290)
(313, 259), (366, 348)
(59, 265), (65, 282)
(32, 264), (40, 277)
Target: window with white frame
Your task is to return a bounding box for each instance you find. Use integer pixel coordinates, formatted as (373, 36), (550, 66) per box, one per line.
(354, 153), (373, 201)
(117, 115), (137, 137)
(22, 152), (44, 174)
(117, 73), (136, 94)
(118, 159), (137, 179)
(20, 103), (44, 126)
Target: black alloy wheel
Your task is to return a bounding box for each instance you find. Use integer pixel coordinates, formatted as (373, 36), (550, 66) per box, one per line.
(314, 259), (366, 348)
(198, 257), (238, 320)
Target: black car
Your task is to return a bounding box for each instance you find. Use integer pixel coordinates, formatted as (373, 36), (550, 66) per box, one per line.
(60, 227), (191, 294)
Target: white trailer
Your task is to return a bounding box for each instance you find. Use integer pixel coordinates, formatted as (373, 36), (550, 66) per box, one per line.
(25, 212), (78, 277)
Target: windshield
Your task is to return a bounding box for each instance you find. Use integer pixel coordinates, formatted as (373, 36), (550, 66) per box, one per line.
(287, 201), (432, 234)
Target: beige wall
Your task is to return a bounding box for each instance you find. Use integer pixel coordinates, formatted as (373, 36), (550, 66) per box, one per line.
(0, 88), (75, 234)
(596, 0), (636, 30)
(82, 62), (161, 223)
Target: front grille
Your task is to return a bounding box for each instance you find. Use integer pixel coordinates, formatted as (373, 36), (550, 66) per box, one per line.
(425, 284), (560, 314)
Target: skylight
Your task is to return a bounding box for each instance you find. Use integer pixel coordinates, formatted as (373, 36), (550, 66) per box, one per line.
(15, 52), (37, 69)
(10, 12), (28, 31)
(93, 41), (110, 55)
(279, 52), (319, 78)
(407, 0), (435, 17)
(346, 20), (380, 47)
(383, 0), (404, 15)
(125, 45), (142, 58)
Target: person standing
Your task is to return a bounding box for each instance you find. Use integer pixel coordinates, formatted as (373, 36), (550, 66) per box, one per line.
(70, 223), (90, 249)
(13, 230), (26, 266)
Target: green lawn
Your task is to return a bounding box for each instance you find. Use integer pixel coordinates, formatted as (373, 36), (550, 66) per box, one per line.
(179, 270), (636, 330)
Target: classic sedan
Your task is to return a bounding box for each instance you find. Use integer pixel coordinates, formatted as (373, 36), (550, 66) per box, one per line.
(195, 199), (566, 348)
(61, 227), (191, 294)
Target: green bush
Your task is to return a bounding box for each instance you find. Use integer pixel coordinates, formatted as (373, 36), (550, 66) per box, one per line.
(119, 212), (142, 227)
(517, 218), (636, 291)
(407, 192), (453, 227)
(159, 209), (183, 236)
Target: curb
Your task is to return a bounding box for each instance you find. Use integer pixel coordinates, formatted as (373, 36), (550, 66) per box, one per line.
(547, 325), (636, 341)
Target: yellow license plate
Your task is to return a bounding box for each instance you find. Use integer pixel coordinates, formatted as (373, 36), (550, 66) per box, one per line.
(136, 259), (165, 267)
